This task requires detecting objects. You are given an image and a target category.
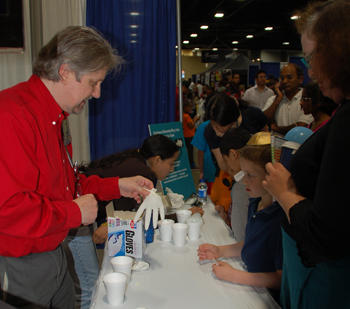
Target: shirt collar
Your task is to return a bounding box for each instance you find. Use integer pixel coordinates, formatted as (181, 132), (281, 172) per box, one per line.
(249, 198), (281, 215)
(28, 75), (67, 125)
(283, 88), (303, 102)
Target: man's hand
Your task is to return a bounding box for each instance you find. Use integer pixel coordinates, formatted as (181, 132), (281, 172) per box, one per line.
(119, 176), (154, 204)
(73, 194), (98, 225)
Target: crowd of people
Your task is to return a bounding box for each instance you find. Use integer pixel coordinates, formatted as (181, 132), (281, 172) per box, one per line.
(0, 0), (349, 308)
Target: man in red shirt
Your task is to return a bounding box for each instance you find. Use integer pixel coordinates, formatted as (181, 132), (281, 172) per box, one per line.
(0, 26), (153, 308)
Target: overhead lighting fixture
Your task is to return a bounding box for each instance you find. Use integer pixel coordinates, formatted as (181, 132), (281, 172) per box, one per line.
(212, 48), (218, 51)
(214, 12), (224, 18)
(130, 25), (138, 29)
(175, 45), (178, 49)
(130, 33), (137, 37)
(194, 48), (200, 50)
(130, 40), (137, 44)
(290, 15), (300, 20)
(282, 41), (290, 45)
(233, 48), (238, 51)
(257, 58), (261, 61)
(200, 25), (209, 30)
(183, 40), (189, 44)
(190, 33), (198, 38)
(232, 41), (239, 44)
(246, 34), (254, 39)
(264, 26), (273, 31)
(130, 12), (140, 16)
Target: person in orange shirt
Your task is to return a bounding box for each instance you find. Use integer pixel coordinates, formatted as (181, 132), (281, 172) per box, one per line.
(183, 101), (199, 168)
(210, 169), (232, 226)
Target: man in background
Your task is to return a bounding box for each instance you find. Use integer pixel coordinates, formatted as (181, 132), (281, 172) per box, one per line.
(242, 70), (274, 110)
(263, 63), (313, 134)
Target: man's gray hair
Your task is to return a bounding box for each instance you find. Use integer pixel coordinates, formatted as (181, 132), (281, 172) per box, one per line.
(33, 26), (124, 81)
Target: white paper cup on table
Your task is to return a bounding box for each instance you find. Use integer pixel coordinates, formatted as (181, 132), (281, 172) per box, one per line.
(103, 272), (127, 306)
(176, 209), (192, 223)
(172, 223), (188, 246)
(111, 256), (134, 280)
(187, 219), (202, 241)
(158, 219), (175, 241)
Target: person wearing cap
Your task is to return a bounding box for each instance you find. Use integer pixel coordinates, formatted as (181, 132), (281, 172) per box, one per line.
(198, 132), (284, 303)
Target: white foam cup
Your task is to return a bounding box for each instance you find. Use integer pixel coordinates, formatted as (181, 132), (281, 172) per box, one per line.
(176, 209), (192, 223)
(172, 223), (188, 246)
(103, 272), (127, 306)
(158, 219), (175, 241)
(188, 220), (202, 240)
(111, 256), (134, 280)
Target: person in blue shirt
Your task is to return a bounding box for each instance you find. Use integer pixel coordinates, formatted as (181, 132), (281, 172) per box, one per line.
(191, 120), (216, 193)
(198, 132), (284, 296)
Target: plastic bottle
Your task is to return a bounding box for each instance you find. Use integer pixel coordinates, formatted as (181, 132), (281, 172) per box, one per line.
(197, 179), (208, 206)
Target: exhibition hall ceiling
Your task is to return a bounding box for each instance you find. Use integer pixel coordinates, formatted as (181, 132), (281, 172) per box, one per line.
(180, 0), (311, 52)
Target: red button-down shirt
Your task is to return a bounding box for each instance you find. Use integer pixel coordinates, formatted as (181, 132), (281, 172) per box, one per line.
(0, 75), (120, 257)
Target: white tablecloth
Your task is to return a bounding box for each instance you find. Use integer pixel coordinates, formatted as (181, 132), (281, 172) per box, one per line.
(90, 200), (280, 309)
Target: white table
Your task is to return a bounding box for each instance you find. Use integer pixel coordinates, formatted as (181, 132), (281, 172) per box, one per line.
(90, 201), (280, 309)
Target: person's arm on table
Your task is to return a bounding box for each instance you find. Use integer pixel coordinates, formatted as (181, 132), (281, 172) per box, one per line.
(212, 263), (282, 289)
(198, 242), (244, 260)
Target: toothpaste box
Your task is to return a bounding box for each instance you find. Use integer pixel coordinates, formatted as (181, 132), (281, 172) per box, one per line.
(107, 209), (145, 259)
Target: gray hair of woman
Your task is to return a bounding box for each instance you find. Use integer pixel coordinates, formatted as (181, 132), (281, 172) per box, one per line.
(33, 26), (124, 81)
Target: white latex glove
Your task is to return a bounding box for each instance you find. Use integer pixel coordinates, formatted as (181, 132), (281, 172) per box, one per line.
(134, 189), (165, 230)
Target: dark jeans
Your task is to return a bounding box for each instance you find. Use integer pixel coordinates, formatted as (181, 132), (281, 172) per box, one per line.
(0, 245), (75, 309)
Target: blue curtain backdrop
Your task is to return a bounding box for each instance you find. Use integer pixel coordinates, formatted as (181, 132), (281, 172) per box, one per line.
(86, 0), (176, 160)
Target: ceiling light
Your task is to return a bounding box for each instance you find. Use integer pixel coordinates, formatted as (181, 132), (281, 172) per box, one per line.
(233, 48), (238, 51)
(282, 41), (290, 45)
(130, 12), (140, 16)
(246, 34), (254, 39)
(214, 12), (224, 18)
(190, 33), (198, 38)
(183, 40), (189, 44)
(175, 45), (178, 49)
(232, 41), (239, 44)
(130, 40), (137, 44)
(194, 48), (200, 50)
(257, 58), (261, 61)
(130, 25), (138, 29)
(130, 33), (137, 37)
(212, 48), (218, 51)
(290, 15), (300, 20)
(200, 25), (209, 30)
(264, 26), (273, 31)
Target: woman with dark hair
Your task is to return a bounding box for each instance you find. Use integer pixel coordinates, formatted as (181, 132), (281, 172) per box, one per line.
(68, 134), (180, 307)
(300, 81), (337, 132)
(82, 134), (181, 238)
(263, 1), (350, 307)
